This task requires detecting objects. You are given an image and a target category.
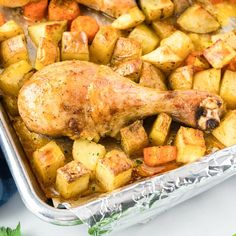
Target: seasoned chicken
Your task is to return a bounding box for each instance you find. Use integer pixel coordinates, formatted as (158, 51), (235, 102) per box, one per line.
(18, 61), (224, 140)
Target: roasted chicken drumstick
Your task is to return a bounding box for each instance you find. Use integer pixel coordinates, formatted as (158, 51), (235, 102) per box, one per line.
(18, 61), (224, 140)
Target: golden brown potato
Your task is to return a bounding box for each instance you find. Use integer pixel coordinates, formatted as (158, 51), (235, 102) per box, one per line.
(111, 37), (142, 66)
(212, 111), (236, 147)
(96, 149), (133, 191)
(205, 134), (225, 155)
(90, 26), (120, 65)
(111, 7), (145, 30)
(152, 19), (176, 40)
(139, 0), (174, 22)
(120, 120), (149, 157)
(56, 161), (90, 199)
(141, 45), (182, 72)
(160, 30), (194, 60)
(0, 20), (24, 42)
(172, 0), (190, 14)
(175, 126), (206, 163)
(149, 113), (172, 146)
(220, 70), (236, 109)
(0, 60), (32, 96)
(61, 31), (89, 61)
(193, 68), (221, 94)
(139, 62), (167, 90)
(113, 59), (143, 82)
(203, 39), (236, 69)
(0, 34), (29, 67)
(2, 95), (19, 116)
(177, 4), (220, 33)
(188, 33), (212, 51)
(211, 31), (236, 50)
(33, 141), (65, 186)
(169, 65), (193, 90)
(28, 20), (67, 47)
(35, 38), (60, 70)
(129, 23), (159, 55)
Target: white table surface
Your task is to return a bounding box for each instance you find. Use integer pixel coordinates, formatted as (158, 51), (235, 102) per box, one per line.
(0, 176), (236, 236)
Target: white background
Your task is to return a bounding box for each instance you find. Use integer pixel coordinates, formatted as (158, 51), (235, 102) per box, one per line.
(0, 176), (236, 236)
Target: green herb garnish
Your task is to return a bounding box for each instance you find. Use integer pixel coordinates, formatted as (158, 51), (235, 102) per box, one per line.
(0, 223), (21, 236)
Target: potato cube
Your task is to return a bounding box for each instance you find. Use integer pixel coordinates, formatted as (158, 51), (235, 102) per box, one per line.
(90, 26), (120, 65)
(113, 59), (143, 82)
(177, 4), (220, 33)
(220, 70), (236, 109)
(96, 150), (133, 191)
(33, 141), (65, 186)
(203, 39), (236, 69)
(120, 120), (149, 157)
(35, 38), (60, 70)
(0, 60), (32, 96)
(169, 65), (193, 90)
(144, 146), (177, 167)
(129, 23), (159, 55)
(139, 62), (167, 90)
(175, 126), (206, 163)
(152, 20), (176, 40)
(205, 134), (225, 155)
(188, 33), (212, 51)
(0, 20), (24, 42)
(0, 34), (29, 67)
(193, 68), (221, 94)
(112, 7), (145, 30)
(149, 113), (172, 146)
(142, 45), (182, 72)
(172, 0), (190, 14)
(160, 30), (194, 59)
(212, 31), (236, 50)
(111, 37), (142, 66)
(72, 139), (106, 173)
(2, 95), (19, 116)
(212, 111), (236, 147)
(61, 31), (89, 61)
(139, 0), (174, 22)
(56, 161), (90, 199)
(28, 20), (67, 47)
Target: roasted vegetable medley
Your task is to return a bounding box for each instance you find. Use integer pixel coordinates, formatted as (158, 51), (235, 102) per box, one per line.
(0, 0), (235, 202)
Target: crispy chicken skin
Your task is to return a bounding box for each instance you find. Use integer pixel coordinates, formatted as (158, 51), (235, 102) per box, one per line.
(18, 61), (224, 140)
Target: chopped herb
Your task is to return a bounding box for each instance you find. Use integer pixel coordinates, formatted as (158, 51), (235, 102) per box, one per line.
(0, 223), (21, 236)
(135, 159), (143, 166)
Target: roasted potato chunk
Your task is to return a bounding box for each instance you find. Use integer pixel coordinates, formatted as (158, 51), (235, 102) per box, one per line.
(56, 161), (90, 199)
(112, 6), (145, 30)
(2, 95), (18, 116)
(129, 23), (159, 55)
(203, 39), (236, 69)
(139, 62), (166, 90)
(152, 19), (176, 40)
(172, 0), (191, 14)
(193, 68), (221, 94)
(120, 120), (149, 157)
(177, 4), (220, 33)
(220, 70), (236, 109)
(113, 59), (143, 82)
(160, 30), (194, 60)
(143, 146), (177, 167)
(111, 37), (142, 66)
(35, 38), (60, 70)
(61, 31), (89, 61)
(175, 126), (206, 163)
(188, 33), (212, 51)
(213, 111), (236, 147)
(28, 20), (67, 47)
(90, 26), (120, 65)
(205, 134), (225, 155)
(0, 20), (24, 42)
(139, 0), (174, 21)
(142, 45), (182, 72)
(0, 34), (29, 67)
(96, 150), (133, 191)
(212, 31), (236, 50)
(72, 139), (106, 173)
(169, 65), (193, 90)
(33, 141), (65, 186)
(0, 60), (32, 96)
(149, 113), (172, 146)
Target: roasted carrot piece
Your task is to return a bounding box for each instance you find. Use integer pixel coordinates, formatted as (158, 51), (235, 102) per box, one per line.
(48, 0), (80, 22)
(23, 0), (48, 22)
(71, 15), (99, 43)
(0, 13), (5, 26)
(143, 146), (177, 167)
